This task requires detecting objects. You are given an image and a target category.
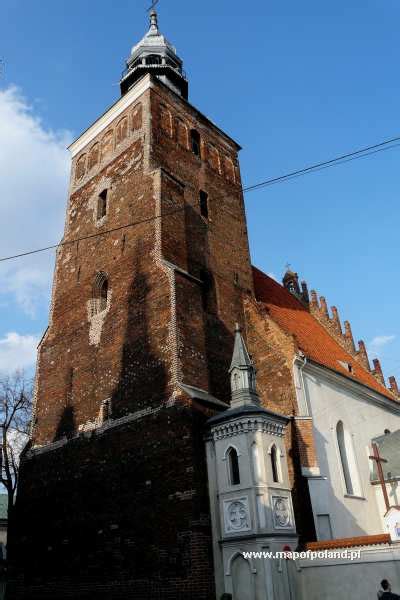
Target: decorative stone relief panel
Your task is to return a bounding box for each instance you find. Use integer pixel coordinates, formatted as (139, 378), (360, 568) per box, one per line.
(271, 495), (293, 530)
(223, 496), (251, 534)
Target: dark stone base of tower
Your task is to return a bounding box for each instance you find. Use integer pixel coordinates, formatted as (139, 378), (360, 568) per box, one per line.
(8, 404), (215, 600)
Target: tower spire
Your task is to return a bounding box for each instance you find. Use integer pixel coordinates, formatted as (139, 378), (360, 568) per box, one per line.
(120, 2), (188, 98)
(229, 324), (260, 408)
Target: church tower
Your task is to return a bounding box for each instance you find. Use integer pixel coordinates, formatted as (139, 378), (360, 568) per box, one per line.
(9, 9), (254, 600)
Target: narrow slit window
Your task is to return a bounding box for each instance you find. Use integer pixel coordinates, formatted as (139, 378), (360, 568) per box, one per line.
(228, 447), (240, 486)
(190, 129), (201, 157)
(97, 189), (108, 220)
(271, 445), (280, 483)
(199, 190), (209, 219)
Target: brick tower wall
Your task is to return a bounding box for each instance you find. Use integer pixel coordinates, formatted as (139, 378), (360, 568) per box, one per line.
(8, 76), (255, 600)
(149, 83), (254, 402)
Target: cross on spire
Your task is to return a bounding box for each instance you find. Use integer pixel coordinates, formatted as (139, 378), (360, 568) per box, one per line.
(369, 442), (390, 513)
(147, 0), (159, 12)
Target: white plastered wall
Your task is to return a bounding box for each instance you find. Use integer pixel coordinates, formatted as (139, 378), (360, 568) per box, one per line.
(296, 361), (400, 540)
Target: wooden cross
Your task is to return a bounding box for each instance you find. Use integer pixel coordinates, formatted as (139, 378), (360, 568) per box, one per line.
(369, 442), (390, 512)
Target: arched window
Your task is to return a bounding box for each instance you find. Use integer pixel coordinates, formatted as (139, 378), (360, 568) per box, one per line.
(92, 272), (109, 315)
(336, 421), (361, 496)
(190, 129), (201, 157)
(270, 444), (280, 483)
(227, 447), (240, 486)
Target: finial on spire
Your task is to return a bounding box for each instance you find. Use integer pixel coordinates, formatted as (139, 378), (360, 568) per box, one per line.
(147, 0), (159, 32)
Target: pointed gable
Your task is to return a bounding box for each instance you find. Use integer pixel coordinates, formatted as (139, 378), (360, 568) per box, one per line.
(252, 266), (393, 401)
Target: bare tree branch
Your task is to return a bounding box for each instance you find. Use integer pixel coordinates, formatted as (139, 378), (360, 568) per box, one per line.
(0, 371), (33, 516)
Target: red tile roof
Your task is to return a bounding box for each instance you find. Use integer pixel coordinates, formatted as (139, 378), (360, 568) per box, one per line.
(305, 533), (391, 551)
(252, 266), (393, 401)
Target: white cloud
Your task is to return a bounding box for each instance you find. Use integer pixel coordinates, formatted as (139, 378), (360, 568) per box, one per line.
(0, 86), (72, 316)
(369, 335), (396, 349)
(368, 335), (396, 359)
(0, 332), (39, 373)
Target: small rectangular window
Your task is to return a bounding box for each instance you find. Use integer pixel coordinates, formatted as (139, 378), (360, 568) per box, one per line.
(199, 190), (209, 219)
(97, 189), (108, 220)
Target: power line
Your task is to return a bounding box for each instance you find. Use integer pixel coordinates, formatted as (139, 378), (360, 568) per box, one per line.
(242, 134), (400, 192)
(1, 133), (400, 264)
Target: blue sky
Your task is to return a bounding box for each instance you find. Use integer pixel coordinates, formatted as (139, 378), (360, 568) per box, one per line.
(0, 0), (399, 383)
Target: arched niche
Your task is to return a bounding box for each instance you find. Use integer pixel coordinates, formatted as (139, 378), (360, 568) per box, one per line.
(131, 103), (142, 131)
(116, 116), (128, 146)
(101, 130), (114, 161)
